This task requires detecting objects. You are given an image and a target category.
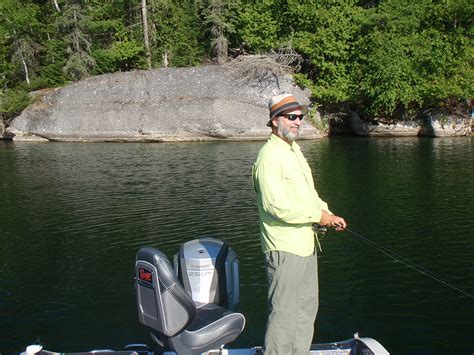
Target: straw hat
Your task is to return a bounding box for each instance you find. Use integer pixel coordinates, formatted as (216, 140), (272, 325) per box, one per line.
(267, 94), (308, 127)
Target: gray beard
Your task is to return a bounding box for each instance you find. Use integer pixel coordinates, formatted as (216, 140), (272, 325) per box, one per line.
(278, 118), (300, 141)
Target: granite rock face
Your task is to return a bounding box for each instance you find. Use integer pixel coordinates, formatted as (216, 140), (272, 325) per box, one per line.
(8, 65), (320, 142)
(420, 114), (472, 137)
(350, 112), (421, 137)
(350, 112), (472, 137)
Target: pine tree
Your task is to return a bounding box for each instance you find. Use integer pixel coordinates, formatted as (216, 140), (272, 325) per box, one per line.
(55, 2), (96, 80)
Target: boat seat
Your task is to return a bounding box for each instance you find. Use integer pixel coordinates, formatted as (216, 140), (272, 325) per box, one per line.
(135, 247), (245, 355)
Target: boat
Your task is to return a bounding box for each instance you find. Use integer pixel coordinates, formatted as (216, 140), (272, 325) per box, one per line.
(22, 237), (389, 355)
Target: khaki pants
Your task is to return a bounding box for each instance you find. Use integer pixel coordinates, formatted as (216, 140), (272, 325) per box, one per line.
(264, 250), (319, 355)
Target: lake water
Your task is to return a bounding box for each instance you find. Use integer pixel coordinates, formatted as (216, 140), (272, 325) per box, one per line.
(0, 137), (473, 354)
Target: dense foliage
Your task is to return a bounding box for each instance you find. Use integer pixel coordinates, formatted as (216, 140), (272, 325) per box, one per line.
(1, 0), (472, 122)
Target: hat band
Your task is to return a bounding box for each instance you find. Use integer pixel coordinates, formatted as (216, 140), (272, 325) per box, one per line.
(270, 102), (306, 118)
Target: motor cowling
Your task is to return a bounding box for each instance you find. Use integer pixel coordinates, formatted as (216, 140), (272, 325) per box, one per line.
(174, 237), (239, 310)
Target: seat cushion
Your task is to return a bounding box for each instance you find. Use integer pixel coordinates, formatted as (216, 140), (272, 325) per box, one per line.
(178, 303), (245, 348)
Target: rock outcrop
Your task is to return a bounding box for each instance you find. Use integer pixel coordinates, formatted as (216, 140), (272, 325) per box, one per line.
(350, 112), (421, 137)
(7, 65), (320, 142)
(419, 114), (472, 137)
(350, 112), (472, 137)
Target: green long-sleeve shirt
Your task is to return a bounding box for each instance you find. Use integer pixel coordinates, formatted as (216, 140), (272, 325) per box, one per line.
(252, 134), (330, 256)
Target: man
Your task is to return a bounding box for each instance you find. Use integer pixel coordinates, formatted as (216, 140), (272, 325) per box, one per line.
(252, 94), (347, 354)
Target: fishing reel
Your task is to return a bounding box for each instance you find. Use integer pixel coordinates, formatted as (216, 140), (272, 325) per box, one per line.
(312, 223), (327, 238)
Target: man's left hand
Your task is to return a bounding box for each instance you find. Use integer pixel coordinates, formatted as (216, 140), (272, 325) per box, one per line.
(330, 216), (347, 231)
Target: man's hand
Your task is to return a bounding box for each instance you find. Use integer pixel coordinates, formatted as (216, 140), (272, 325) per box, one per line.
(319, 210), (347, 231)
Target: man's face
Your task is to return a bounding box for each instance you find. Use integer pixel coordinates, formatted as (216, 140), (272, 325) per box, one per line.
(274, 108), (304, 142)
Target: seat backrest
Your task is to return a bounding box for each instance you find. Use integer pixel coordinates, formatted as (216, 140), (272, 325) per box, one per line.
(135, 247), (197, 337)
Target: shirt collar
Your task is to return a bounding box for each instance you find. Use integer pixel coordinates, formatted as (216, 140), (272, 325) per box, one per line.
(269, 133), (301, 152)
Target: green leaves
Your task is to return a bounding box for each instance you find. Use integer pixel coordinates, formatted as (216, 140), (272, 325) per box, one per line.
(0, 89), (32, 119)
(286, 1), (364, 105)
(0, 0), (471, 122)
(351, 0), (472, 118)
(93, 40), (146, 73)
(151, 0), (203, 67)
(0, 0), (43, 85)
(237, 2), (279, 52)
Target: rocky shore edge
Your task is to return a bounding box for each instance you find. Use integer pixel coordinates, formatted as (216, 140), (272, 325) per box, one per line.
(340, 112), (473, 137)
(1, 64), (472, 142)
(2, 111), (472, 142)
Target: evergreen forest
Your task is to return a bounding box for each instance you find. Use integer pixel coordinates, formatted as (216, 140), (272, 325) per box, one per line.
(1, 0), (472, 124)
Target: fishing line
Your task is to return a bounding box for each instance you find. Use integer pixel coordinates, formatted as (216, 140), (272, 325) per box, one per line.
(319, 224), (474, 299)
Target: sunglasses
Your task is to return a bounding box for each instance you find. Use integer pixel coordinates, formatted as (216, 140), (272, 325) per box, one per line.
(281, 114), (305, 121)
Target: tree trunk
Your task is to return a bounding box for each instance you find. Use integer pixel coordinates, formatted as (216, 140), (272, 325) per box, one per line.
(216, 34), (228, 65)
(21, 57), (30, 84)
(141, 0), (152, 69)
(53, 0), (60, 12)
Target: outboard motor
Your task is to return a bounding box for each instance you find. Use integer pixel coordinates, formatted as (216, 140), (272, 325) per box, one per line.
(174, 237), (239, 310)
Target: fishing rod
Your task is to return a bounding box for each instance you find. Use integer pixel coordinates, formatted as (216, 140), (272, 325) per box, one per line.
(313, 224), (474, 300)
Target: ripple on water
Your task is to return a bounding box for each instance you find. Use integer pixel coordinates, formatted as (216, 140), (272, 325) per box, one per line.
(1, 139), (473, 354)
